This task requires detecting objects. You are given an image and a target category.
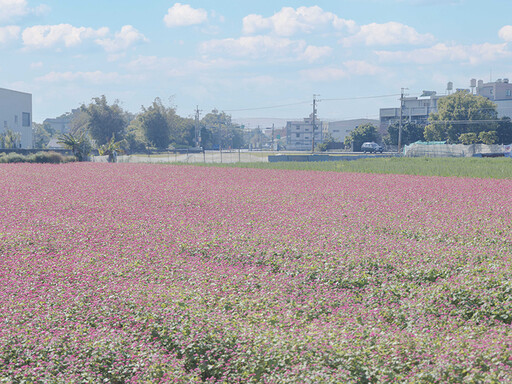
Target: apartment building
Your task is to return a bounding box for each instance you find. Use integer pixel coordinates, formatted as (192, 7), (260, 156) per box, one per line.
(379, 92), (442, 133)
(325, 119), (380, 143)
(476, 78), (512, 118)
(286, 116), (325, 151)
(0, 87), (33, 148)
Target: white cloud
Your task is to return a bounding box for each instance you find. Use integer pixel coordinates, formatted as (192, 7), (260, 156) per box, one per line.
(499, 26), (512, 42)
(200, 35), (331, 62)
(376, 42), (511, 65)
(0, 0), (28, 22)
(36, 70), (121, 84)
(164, 3), (208, 27)
(30, 61), (43, 69)
(343, 60), (384, 76)
(0, 25), (20, 44)
(22, 24), (109, 49)
(343, 22), (434, 46)
(0, 0), (49, 24)
(300, 60), (384, 82)
(300, 67), (347, 82)
(96, 25), (148, 53)
(243, 6), (356, 36)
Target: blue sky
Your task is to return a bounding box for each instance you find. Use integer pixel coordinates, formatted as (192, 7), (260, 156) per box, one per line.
(1, 0), (512, 123)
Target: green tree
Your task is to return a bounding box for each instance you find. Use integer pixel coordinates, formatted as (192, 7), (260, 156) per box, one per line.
(139, 98), (173, 150)
(478, 131), (498, 145)
(317, 134), (344, 152)
(98, 134), (125, 162)
(425, 91), (498, 143)
(496, 117), (512, 144)
(124, 118), (147, 153)
(81, 96), (127, 146)
(201, 109), (244, 149)
(32, 123), (51, 149)
(344, 123), (381, 152)
(57, 132), (92, 161)
(386, 120), (424, 146)
(458, 132), (479, 145)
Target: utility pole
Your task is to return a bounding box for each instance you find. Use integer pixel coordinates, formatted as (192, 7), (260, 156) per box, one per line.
(312, 94), (319, 153)
(271, 123), (275, 151)
(194, 106), (202, 148)
(398, 88), (407, 154)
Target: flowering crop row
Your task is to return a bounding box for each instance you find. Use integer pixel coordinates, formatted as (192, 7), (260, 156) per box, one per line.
(0, 163), (511, 383)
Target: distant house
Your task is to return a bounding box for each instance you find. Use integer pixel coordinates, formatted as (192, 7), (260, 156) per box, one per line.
(325, 119), (380, 144)
(476, 78), (512, 118)
(43, 109), (78, 134)
(47, 138), (65, 150)
(286, 116), (325, 151)
(0, 87), (32, 148)
(380, 93), (442, 134)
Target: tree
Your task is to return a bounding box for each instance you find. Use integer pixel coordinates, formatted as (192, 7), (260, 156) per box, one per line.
(81, 96), (127, 147)
(0, 129), (21, 149)
(201, 109), (244, 149)
(425, 91), (498, 143)
(57, 132), (92, 161)
(478, 131), (498, 145)
(98, 134), (125, 162)
(317, 134), (344, 152)
(497, 117), (512, 144)
(32, 123), (52, 149)
(386, 121), (425, 146)
(139, 98), (173, 150)
(458, 132), (479, 145)
(344, 123), (381, 152)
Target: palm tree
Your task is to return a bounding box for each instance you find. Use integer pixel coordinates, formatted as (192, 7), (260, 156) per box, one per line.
(98, 134), (124, 163)
(57, 132), (91, 161)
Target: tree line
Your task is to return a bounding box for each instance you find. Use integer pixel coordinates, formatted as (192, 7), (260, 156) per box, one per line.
(343, 91), (512, 151)
(34, 96), (245, 158)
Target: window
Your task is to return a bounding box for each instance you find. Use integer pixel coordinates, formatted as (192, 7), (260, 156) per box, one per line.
(296, 133), (300, 138)
(22, 112), (31, 127)
(507, 90), (512, 97)
(14, 115), (18, 125)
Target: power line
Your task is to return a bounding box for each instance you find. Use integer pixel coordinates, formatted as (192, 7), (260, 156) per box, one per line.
(223, 101), (310, 112)
(321, 94), (401, 102)
(223, 93), (402, 113)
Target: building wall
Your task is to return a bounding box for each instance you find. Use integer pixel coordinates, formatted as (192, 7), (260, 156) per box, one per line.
(477, 79), (512, 118)
(286, 117), (323, 151)
(327, 119), (380, 143)
(0, 88), (32, 148)
(379, 95), (442, 133)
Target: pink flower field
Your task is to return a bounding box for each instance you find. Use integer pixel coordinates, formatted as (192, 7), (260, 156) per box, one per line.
(0, 163), (511, 383)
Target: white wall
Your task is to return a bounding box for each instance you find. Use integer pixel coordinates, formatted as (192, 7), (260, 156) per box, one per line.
(0, 88), (32, 148)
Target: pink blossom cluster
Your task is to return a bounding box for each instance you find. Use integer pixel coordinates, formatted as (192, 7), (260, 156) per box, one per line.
(0, 163), (511, 383)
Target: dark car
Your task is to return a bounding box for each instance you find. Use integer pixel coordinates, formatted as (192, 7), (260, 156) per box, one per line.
(361, 142), (384, 153)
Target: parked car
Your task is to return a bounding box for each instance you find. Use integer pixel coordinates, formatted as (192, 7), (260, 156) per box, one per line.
(361, 142), (384, 153)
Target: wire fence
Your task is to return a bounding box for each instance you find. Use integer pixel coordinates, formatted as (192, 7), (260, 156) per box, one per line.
(91, 150), (272, 164)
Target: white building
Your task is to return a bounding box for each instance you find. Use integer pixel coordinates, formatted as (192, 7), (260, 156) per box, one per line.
(325, 119), (380, 143)
(476, 78), (512, 118)
(286, 116), (325, 151)
(380, 93), (442, 133)
(0, 87), (32, 148)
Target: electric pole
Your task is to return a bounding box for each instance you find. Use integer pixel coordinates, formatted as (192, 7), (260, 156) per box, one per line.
(398, 88), (407, 154)
(312, 94), (319, 153)
(195, 106), (202, 148)
(271, 123), (275, 151)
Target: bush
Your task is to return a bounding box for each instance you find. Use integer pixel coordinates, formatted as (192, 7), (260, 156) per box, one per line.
(0, 152), (27, 163)
(0, 151), (72, 164)
(32, 151), (67, 164)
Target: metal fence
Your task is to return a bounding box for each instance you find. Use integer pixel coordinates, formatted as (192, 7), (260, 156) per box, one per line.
(91, 150), (271, 164)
